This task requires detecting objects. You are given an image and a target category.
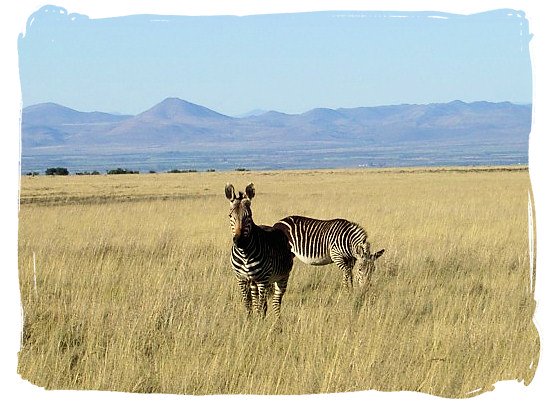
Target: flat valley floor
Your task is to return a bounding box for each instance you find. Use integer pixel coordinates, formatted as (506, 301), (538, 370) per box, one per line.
(17, 166), (539, 397)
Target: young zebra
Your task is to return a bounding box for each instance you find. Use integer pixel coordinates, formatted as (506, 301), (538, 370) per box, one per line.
(273, 216), (384, 288)
(225, 183), (294, 318)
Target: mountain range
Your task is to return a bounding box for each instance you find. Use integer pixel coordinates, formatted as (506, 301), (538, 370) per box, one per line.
(21, 98), (532, 171)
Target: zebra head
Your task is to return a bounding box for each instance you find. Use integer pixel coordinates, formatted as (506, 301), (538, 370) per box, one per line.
(355, 242), (385, 286)
(225, 183), (255, 247)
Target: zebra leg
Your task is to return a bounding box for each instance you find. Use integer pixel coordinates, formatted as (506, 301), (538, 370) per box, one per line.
(237, 279), (252, 315)
(342, 265), (354, 289)
(250, 282), (259, 315)
(271, 277), (289, 319)
(256, 283), (269, 318)
(331, 253), (354, 289)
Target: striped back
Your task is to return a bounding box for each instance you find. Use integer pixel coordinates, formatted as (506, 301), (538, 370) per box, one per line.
(274, 215), (367, 263)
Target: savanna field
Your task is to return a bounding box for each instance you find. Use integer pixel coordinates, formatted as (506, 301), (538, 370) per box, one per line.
(17, 167), (539, 397)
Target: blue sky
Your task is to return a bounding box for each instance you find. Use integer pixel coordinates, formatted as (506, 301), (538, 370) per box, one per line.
(18, 6), (532, 116)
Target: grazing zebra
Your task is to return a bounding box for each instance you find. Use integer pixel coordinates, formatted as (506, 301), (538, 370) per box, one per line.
(225, 183), (294, 318)
(273, 216), (384, 288)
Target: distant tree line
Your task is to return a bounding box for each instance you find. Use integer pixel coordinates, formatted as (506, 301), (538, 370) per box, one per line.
(107, 168), (140, 175)
(27, 166), (248, 176)
(167, 169), (198, 174)
(75, 171), (101, 176)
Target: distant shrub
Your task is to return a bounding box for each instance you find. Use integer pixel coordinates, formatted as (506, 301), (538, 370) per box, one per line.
(149, 170), (157, 174)
(75, 171), (101, 176)
(107, 168), (139, 175)
(45, 167), (69, 176)
(25, 171), (40, 176)
(167, 169), (198, 173)
(206, 169), (216, 172)
(235, 168), (250, 172)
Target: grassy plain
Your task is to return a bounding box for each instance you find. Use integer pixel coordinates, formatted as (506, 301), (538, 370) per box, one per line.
(17, 166), (538, 397)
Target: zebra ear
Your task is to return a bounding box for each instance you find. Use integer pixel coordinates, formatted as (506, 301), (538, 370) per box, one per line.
(372, 249), (385, 260)
(225, 183), (236, 201)
(245, 183), (255, 200)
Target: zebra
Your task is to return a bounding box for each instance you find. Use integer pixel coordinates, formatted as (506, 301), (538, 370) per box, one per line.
(225, 183), (294, 318)
(273, 216), (384, 288)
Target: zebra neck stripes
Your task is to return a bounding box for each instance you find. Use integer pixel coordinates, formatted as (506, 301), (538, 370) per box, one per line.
(231, 224), (268, 279)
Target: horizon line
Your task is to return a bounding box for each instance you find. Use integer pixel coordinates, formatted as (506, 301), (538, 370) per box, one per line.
(22, 97), (533, 118)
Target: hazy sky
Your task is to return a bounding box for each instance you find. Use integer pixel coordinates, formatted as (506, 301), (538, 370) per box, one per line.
(18, 5), (532, 116)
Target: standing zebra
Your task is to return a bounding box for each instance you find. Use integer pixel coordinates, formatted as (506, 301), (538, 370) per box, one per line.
(225, 183), (294, 318)
(274, 216), (384, 288)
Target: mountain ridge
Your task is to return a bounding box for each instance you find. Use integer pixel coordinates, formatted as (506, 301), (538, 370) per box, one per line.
(21, 98), (532, 171)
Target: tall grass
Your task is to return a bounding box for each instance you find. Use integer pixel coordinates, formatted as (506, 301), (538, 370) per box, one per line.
(17, 167), (538, 397)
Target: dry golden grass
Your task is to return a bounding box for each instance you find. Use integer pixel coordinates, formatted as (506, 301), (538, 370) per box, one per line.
(17, 166), (538, 397)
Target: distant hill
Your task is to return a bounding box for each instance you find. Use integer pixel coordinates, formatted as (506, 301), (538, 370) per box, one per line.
(22, 103), (132, 147)
(22, 102), (132, 126)
(135, 97), (232, 124)
(20, 98), (531, 172)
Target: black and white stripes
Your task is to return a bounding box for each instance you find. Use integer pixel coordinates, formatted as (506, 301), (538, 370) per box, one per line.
(274, 216), (384, 287)
(225, 183), (294, 318)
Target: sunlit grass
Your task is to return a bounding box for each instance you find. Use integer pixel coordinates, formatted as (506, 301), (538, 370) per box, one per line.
(18, 166), (538, 396)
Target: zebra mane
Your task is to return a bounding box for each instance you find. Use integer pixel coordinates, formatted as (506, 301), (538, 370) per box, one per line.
(346, 220), (368, 242)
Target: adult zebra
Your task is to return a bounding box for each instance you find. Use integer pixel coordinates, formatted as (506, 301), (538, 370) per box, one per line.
(225, 183), (294, 318)
(274, 216), (384, 288)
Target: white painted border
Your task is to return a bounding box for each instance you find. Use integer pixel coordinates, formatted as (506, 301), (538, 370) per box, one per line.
(2, 1), (545, 402)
